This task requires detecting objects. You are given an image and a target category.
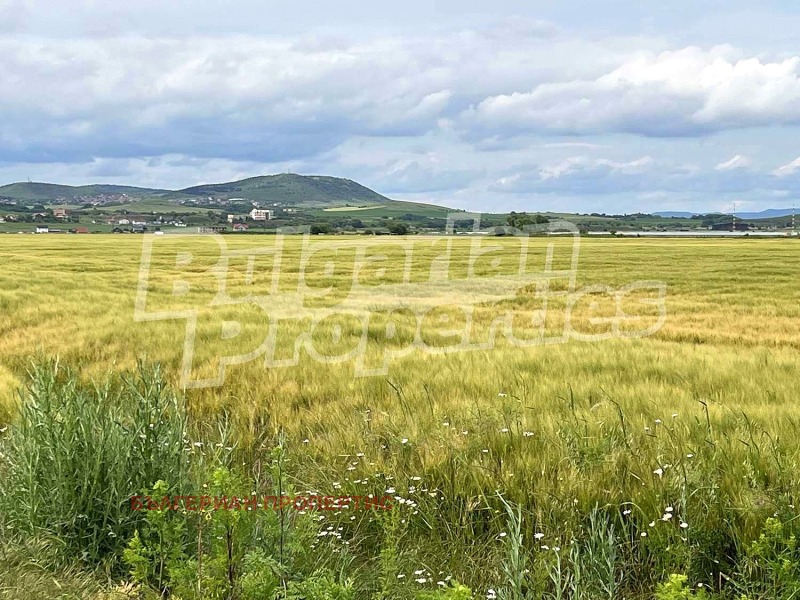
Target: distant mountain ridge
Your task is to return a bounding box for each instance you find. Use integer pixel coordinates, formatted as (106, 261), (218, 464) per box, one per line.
(654, 208), (798, 220)
(0, 174), (392, 208)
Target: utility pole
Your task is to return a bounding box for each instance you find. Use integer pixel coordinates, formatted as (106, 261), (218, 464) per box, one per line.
(732, 202), (737, 232)
(793, 204), (796, 236)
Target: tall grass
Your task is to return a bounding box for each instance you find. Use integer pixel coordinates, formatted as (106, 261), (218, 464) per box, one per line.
(0, 360), (191, 566)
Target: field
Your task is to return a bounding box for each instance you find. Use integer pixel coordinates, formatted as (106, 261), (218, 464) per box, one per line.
(2, 234), (800, 599)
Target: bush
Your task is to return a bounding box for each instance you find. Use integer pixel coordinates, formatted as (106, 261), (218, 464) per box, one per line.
(0, 361), (191, 567)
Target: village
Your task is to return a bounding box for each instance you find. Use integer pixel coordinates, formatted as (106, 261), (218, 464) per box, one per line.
(5, 206), (278, 234)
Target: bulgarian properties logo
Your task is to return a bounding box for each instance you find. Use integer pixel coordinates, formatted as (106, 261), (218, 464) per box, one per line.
(135, 215), (666, 388)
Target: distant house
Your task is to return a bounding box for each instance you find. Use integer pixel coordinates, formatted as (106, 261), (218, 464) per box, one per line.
(233, 223), (249, 232)
(118, 219), (131, 225)
(249, 208), (273, 221)
(72, 226), (89, 234)
(198, 226), (227, 234)
(53, 208), (68, 219)
(35, 226), (49, 234)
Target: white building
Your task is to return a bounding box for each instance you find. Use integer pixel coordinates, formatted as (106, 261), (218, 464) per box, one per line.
(249, 208), (274, 221)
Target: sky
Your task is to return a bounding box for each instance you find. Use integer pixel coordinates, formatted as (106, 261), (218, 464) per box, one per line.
(2, 1), (800, 214)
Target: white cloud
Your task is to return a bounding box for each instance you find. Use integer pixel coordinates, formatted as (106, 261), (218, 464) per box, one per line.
(715, 155), (752, 170)
(773, 157), (800, 177)
(464, 46), (800, 137)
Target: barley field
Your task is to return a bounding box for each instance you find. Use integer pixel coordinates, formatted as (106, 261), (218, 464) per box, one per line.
(2, 234), (800, 599)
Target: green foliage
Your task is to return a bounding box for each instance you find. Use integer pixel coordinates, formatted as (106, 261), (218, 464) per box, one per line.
(122, 480), (188, 595)
(0, 361), (190, 566)
(505, 211), (549, 229)
(655, 574), (709, 599)
(282, 571), (356, 600)
(415, 581), (474, 600)
(730, 517), (800, 599)
(388, 223), (409, 235)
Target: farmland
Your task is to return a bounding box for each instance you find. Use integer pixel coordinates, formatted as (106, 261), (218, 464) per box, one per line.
(2, 234), (800, 599)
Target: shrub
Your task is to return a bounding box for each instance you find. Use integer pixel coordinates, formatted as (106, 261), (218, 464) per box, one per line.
(0, 361), (191, 567)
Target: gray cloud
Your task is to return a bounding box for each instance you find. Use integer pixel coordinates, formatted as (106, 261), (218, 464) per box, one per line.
(1, 9), (800, 213)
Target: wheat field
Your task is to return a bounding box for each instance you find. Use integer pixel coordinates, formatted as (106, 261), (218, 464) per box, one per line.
(2, 233), (800, 597)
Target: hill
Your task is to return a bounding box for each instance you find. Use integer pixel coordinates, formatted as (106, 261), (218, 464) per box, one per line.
(175, 173), (390, 207)
(0, 182), (166, 202)
(0, 174), (398, 209)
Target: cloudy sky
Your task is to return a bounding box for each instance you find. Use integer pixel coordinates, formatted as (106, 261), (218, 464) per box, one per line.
(2, 0), (800, 214)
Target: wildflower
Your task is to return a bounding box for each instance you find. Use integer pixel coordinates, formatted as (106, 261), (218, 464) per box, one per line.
(665, 506), (673, 512)
(386, 487), (396, 494)
(687, 453), (694, 458)
(649, 521), (656, 527)
(553, 546), (560, 552)
(680, 522), (689, 529)
(414, 570), (425, 575)
(662, 513), (673, 521)
(672, 413), (678, 418)
(437, 581), (446, 586)
(482, 449), (489, 453)
(499, 532), (507, 538)
(641, 532), (647, 537)
(534, 532), (544, 540)
(487, 589), (497, 600)
(541, 545), (549, 550)
(193, 441), (203, 447)
(653, 468), (664, 477)
(462, 430), (469, 435)
(397, 574), (405, 579)
(623, 509), (632, 516)
(500, 428), (509, 433)
(523, 431), (534, 437)
(498, 393), (507, 397)
(401, 438), (409, 444)
(303, 439), (309, 444)
(655, 419), (662, 424)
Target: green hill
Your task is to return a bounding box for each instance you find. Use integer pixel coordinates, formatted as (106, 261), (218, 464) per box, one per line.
(0, 174), (395, 208)
(0, 182), (165, 202)
(174, 173), (390, 207)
